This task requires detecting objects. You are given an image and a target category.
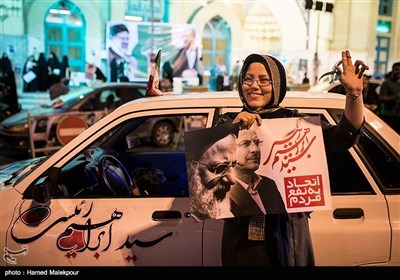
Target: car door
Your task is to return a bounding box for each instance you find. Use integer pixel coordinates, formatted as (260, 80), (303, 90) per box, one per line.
(303, 108), (393, 266)
(218, 106), (394, 266)
(4, 109), (219, 266)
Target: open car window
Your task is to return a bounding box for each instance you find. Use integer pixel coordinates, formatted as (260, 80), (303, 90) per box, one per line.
(23, 113), (209, 199)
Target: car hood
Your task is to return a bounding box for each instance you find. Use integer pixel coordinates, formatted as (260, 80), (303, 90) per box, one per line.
(0, 157), (46, 189)
(1, 106), (62, 127)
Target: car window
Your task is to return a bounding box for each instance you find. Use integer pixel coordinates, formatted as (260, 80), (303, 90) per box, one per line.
(312, 112), (374, 194)
(355, 127), (400, 193)
(327, 108), (400, 194)
(216, 108), (376, 195)
(58, 86), (92, 107)
(325, 148), (373, 194)
(30, 113), (209, 200)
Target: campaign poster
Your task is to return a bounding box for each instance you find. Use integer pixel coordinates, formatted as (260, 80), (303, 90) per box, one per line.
(184, 117), (332, 221)
(106, 21), (200, 82)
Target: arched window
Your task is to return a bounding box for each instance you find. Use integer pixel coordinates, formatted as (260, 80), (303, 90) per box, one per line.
(45, 1), (85, 72)
(202, 16), (231, 90)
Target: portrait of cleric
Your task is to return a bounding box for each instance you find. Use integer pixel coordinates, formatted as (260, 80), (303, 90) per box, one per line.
(107, 23), (139, 82)
(184, 123), (240, 221)
(184, 122), (288, 221)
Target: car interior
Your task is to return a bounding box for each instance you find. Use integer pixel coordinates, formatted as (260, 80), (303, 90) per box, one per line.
(23, 114), (207, 200)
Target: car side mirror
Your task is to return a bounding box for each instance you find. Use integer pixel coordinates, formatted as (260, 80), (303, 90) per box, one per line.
(33, 177), (51, 203)
(33, 167), (60, 203)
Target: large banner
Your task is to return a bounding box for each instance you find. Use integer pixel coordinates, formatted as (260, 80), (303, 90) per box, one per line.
(184, 117), (332, 221)
(106, 21), (200, 82)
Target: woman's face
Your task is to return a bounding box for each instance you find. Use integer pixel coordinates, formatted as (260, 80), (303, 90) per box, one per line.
(242, 62), (273, 110)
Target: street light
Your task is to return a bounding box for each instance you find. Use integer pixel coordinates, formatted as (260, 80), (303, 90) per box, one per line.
(305, 0), (334, 84)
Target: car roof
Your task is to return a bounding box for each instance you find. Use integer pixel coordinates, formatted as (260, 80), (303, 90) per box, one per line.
(308, 79), (383, 95)
(50, 82), (147, 107)
(115, 90), (398, 151)
(119, 90), (347, 110)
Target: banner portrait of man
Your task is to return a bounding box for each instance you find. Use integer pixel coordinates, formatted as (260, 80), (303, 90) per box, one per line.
(107, 22), (139, 82)
(106, 21), (200, 83)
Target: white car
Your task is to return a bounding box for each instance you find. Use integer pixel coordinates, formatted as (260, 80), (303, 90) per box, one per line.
(0, 91), (399, 267)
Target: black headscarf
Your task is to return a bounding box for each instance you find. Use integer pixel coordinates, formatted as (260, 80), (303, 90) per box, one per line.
(237, 54), (287, 114)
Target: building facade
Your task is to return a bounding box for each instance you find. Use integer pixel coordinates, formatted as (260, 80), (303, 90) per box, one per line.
(1, 0), (399, 91)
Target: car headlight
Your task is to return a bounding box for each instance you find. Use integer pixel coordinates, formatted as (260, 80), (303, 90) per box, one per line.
(9, 123), (29, 133)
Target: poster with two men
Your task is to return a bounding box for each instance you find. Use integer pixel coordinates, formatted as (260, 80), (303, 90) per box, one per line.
(185, 117), (332, 221)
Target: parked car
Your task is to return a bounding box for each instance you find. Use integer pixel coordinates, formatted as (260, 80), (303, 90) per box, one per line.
(308, 79), (382, 95)
(0, 102), (20, 122)
(0, 82), (146, 156)
(0, 91), (399, 267)
(130, 116), (182, 147)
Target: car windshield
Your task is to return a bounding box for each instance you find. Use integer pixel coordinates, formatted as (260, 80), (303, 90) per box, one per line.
(0, 156), (47, 189)
(43, 86), (95, 108)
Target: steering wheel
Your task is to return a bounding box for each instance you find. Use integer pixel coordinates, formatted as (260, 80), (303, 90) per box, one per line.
(98, 155), (133, 196)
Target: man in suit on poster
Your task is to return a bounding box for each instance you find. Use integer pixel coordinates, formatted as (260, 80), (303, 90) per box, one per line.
(229, 129), (286, 217)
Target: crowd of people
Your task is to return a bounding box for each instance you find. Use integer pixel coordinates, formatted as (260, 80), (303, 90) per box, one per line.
(22, 51), (70, 93)
(20, 50), (109, 100)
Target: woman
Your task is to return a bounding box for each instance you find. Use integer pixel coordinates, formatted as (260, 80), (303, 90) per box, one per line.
(217, 50), (369, 266)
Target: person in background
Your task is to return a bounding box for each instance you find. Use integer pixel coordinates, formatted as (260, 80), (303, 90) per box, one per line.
(0, 53), (18, 108)
(362, 74), (379, 114)
(22, 55), (38, 92)
(85, 63), (106, 84)
(378, 62), (400, 133)
(197, 56), (204, 86)
(160, 61), (173, 92)
(46, 52), (61, 88)
(37, 52), (49, 91)
(95, 66), (107, 82)
(231, 59), (242, 91)
(302, 72), (310, 84)
(185, 123), (239, 221)
(60, 55), (71, 84)
(215, 58), (228, 91)
(49, 75), (69, 100)
(159, 71), (173, 92)
(216, 50), (368, 266)
(108, 23), (138, 82)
